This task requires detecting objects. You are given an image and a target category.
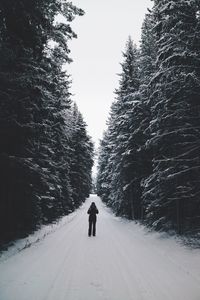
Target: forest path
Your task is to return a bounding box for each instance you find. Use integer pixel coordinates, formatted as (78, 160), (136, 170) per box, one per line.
(0, 195), (200, 300)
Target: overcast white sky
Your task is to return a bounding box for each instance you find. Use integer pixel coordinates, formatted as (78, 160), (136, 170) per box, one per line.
(68, 0), (153, 147)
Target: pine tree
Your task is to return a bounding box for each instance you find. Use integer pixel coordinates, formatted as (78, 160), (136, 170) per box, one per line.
(140, 10), (157, 86)
(143, 0), (200, 233)
(97, 38), (143, 218)
(135, 10), (157, 219)
(0, 0), (85, 245)
(69, 103), (94, 208)
(96, 134), (109, 201)
(97, 105), (119, 208)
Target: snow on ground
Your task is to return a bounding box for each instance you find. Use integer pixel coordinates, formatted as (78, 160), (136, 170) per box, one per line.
(0, 195), (200, 300)
(0, 206), (81, 263)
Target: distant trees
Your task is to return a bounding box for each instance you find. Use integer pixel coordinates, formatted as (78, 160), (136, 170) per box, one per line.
(97, 0), (200, 235)
(0, 0), (93, 246)
(97, 37), (149, 219)
(69, 103), (94, 208)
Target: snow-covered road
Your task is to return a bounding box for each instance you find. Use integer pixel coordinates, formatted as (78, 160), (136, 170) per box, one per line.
(0, 195), (200, 300)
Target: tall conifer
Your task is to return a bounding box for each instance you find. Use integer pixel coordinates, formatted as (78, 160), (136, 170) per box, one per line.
(143, 0), (200, 233)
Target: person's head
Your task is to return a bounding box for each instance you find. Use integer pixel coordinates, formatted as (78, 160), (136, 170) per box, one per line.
(91, 202), (96, 208)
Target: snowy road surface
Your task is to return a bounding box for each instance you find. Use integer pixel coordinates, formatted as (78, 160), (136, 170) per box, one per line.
(0, 195), (200, 300)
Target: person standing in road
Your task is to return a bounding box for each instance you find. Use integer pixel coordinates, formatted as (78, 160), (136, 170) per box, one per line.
(87, 202), (99, 236)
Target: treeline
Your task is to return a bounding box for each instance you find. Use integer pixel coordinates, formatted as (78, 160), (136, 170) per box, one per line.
(97, 0), (200, 235)
(0, 0), (93, 246)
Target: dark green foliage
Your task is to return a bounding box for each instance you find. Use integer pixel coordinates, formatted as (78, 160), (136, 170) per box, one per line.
(97, 34), (155, 220)
(69, 104), (94, 208)
(97, 38), (144, 218)
(97, 1), (200, 236)
(143, 0), (200, 233)
(0, 0), (93, 246)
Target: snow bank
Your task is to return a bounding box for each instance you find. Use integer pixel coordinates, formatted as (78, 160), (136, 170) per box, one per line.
(0, 204), (84, 263)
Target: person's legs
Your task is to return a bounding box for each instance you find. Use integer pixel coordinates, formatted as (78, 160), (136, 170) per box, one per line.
(88, 221), (92, 236)
(92, 220), (96, 236)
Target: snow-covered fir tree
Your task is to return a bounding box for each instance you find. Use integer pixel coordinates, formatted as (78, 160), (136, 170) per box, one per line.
(97, 38), (145, 218)
(69, 103), (94, 208)
(98, 1), (200, 236)
(139, 10), (157, 86)
(97, 104), (120, 209)
(0, 0), (94, 246)
(97, 30), (156, 219)
(142, 0), (200, 233)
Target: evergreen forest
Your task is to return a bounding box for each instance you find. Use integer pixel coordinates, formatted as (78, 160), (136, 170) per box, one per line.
(97, 0), (200, 236)
(0, 0), (94, 246)
(1, 0), (200, 247)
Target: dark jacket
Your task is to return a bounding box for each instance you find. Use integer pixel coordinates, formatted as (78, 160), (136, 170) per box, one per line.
(87, 204), (99, 222)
